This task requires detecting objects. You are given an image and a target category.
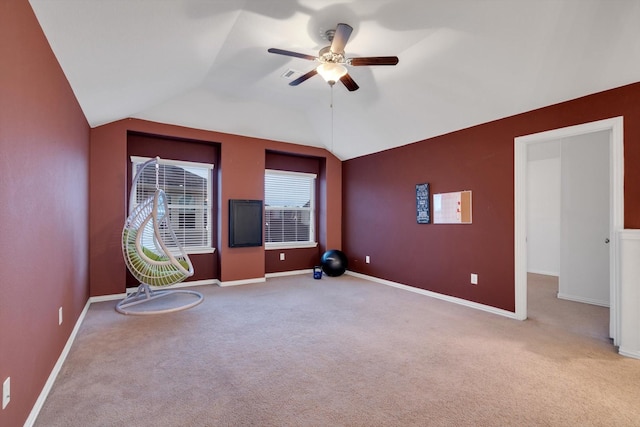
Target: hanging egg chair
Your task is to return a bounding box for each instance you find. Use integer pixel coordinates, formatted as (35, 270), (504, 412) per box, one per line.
(116, 157), (204, 315)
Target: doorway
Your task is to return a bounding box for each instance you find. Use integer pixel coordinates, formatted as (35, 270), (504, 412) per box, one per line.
(514, 117), (623, 345)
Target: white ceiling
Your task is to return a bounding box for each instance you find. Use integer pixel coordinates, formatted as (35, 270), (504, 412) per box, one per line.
(29, 0), (640, 160)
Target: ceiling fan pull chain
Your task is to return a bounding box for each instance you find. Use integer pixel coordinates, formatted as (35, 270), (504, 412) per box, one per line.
(331, 85), (334, 153)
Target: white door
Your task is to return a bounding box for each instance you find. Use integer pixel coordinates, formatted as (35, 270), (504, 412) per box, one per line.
(558, 131), (610, 306)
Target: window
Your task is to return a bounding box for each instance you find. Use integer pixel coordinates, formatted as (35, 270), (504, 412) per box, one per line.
(131, 156), (214, 253)
(264, 169), (316, 248)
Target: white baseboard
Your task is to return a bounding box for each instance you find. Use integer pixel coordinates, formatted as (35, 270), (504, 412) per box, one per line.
(171, 279), (219, 288)
(90, 293), (126, 303)
(266, 269), (313, 279)
(23, 299), (92, 427)
(527, 269), (559, 277)
(618, 346), (640, 360)
(346, 271), (520, 320)
(557, 292), (610, 307)
(218, 277), (266, 287)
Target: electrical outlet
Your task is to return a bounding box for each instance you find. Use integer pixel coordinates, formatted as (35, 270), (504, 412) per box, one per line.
(365, 255), (370, 264)
(59, 307), (63, 325)
(279, 253), (285, 261)
(3, 377), (10, 410)
(471, 274), (478, 285)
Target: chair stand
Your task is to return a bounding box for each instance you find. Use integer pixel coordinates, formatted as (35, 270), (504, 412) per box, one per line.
(115, 283), (204, 315)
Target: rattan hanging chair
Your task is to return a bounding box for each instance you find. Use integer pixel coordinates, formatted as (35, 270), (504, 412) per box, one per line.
(116, 157), (203, 315)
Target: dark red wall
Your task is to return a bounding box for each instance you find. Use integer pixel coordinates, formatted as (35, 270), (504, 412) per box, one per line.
(265, 247), (320, 273)
(90, 119), (343, 294)
(0, 1), (90, 425)
(344, 82), (640, 312)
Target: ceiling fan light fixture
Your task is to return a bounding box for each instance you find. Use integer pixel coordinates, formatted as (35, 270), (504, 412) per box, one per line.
(269, 22), (396, 91)
(317, 62), (347, 85)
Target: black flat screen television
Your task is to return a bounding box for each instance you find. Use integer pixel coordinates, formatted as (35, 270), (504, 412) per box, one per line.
(229, 199), (263, 247)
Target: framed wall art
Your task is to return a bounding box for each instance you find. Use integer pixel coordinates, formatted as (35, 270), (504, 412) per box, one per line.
(416, 183), (430, 224)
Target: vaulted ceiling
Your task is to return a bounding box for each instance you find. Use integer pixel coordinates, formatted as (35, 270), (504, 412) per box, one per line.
(29, 0), (640, 160)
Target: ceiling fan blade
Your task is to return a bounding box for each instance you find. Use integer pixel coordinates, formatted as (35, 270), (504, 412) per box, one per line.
(330, 23), (353, 54)
(349, 56), (399, 66)
(289, 69), (318, 86)
(340, 73), (359, 92)
(268, 48), (317, 61)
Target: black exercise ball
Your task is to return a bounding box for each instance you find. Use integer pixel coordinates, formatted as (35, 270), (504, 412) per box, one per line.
(321, 249), (348, 277)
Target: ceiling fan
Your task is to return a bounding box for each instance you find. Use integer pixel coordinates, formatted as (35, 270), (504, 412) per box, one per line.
(268, 23), (399, 91)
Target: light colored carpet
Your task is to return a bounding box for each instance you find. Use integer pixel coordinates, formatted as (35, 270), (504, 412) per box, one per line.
(34, 273), (640, 426)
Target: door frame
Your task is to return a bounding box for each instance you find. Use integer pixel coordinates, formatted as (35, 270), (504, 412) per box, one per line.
(514, 116), (623, 344)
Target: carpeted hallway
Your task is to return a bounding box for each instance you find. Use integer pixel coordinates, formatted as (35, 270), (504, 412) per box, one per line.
(34, 273), (640, 426)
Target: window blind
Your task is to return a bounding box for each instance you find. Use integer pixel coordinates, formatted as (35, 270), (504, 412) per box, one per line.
(131, 157), (213, 252)
(264, 170), (316, 245)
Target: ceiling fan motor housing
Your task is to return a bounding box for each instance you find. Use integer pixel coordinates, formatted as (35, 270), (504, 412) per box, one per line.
(324, 28), (336, 42)
(319, 46), (345, 64)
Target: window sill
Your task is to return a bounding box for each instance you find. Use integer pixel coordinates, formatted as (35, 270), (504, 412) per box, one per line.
(183, 248), (216, 255)
(265, 242), (318, 250)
